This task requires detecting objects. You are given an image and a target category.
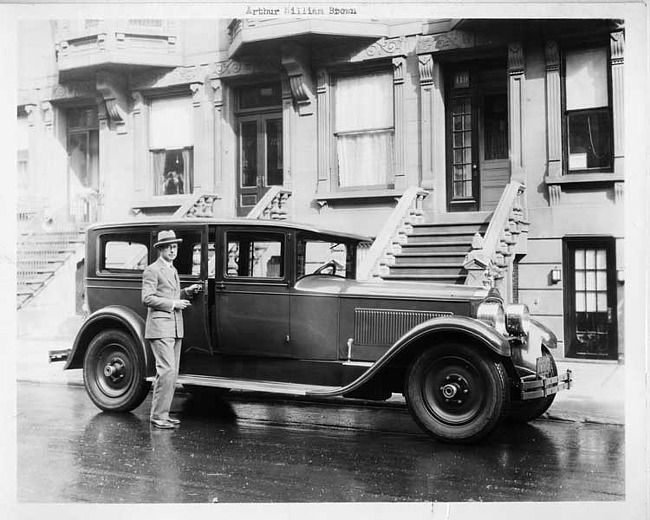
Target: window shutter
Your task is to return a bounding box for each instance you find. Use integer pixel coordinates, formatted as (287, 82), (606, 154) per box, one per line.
(565, 48), (608, 110)
(149, 97), (193, 149)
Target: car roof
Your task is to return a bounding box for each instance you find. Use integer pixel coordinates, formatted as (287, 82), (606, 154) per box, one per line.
(86, 218), (372, 242)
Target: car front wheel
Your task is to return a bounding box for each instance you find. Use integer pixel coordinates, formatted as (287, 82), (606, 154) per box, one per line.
(83, 329), (151, 412)
(405, 343), (509, 443)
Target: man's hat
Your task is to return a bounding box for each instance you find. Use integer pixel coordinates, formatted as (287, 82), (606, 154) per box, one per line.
(154, 229), (183, 248)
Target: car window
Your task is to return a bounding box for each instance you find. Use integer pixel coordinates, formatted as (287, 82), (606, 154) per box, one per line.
(167, 229), (202, 277)
(193, 243), (216, 277)
(225, 232), (284, 279)
(99, 233), (149, 274)
(297, 237), (350, 278)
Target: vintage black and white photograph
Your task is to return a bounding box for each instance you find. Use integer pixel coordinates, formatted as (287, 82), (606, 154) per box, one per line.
(1, 1), (648, 519)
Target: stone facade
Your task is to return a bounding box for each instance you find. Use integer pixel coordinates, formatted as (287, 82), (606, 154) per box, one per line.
(16, 18), (626, 360)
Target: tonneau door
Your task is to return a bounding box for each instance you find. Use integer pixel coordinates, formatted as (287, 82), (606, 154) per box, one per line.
(215, 228), (291, 358)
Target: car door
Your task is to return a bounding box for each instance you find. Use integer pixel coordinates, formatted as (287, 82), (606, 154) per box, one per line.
(215, 227), (291, 358)
(162, 224), (212, 357)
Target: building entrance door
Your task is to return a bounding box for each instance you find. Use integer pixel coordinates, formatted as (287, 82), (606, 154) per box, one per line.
(445, 63), (509, 212)
(237, 115), (283, 216)
(563, 237), (618, 360)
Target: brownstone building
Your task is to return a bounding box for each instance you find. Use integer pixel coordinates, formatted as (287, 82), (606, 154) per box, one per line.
(17, 18), (626, 361)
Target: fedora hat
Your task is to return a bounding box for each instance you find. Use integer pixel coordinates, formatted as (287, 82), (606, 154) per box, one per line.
(154, 229), (183, 248)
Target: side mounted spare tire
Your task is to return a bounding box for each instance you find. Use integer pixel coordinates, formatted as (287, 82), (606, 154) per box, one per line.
(405, 342), (509, 444)
(83, 329), (151, 412)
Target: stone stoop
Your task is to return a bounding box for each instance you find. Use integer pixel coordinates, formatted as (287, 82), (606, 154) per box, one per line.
(382, 219), (489, 284)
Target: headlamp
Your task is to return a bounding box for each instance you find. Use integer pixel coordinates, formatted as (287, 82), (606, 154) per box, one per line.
(505, 303), (531, 336)
(477, 301), (507, 335)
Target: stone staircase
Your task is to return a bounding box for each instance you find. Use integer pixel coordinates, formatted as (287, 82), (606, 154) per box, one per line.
(381, 220), (489, 284)
(17, 229), (84, 309)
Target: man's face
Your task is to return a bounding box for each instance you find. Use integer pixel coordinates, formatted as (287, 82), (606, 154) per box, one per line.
(159, 243), (178, 263)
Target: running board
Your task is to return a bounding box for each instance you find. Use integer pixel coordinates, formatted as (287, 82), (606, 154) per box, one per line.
(173, 374), (346, 397)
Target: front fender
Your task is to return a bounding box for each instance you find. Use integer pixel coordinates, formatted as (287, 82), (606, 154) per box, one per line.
(64, 306), (153, 376)
(315, 316), (510, 398)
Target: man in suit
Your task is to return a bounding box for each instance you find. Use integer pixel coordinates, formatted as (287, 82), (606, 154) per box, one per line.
(143, 229), (202, 429)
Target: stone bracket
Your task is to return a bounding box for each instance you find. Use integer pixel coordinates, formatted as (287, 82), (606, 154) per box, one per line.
(282, 43), (315, 116)
(96, 70), (128, 134)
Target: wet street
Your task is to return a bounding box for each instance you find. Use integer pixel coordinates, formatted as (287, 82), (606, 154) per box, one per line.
(17, 381), (624, 503)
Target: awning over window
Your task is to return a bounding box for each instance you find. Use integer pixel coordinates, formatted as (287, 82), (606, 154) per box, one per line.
(149, 96), (193, 149)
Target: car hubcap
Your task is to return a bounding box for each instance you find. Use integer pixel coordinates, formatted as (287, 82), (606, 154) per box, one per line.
(422, 357), (485, 426)
(95, 344), (132, 398)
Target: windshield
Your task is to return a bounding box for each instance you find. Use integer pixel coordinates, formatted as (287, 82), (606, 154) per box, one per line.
(296, 234), (357, 279)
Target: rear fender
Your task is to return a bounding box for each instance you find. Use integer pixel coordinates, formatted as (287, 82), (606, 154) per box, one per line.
(341, 315), (511, 397)
(64, 306), (154, 377)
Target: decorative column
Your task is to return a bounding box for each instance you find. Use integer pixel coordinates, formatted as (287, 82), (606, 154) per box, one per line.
(545, 41), (562, 181)
(281, 77), (293, 189)
(418, 54), (435, 191)
(508, 42), (526, 183)
(610, 30), (625, 177)
(316, 68), (331, 193)
(96, 100), (109, 220)
(211, 78), (224, 196)
(24, 104), (38, 196)
(392, 56), (406, 190)
(190, 81), (214, 192)
(131, 91), (149, 199)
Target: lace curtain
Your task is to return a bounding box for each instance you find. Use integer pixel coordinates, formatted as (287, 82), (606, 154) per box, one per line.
(335, 71), (394, 187)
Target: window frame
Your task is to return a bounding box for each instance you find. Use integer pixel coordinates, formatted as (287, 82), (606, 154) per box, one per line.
(223, 230), (287, 282)
(560, 43), (614, 175)
(96, 231), (150, 276)
(330, 64), (396, 192)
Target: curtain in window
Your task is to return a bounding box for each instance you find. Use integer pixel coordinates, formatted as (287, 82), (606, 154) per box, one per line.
(335, 71), (394, 187)
(182, 148), (192, 194)
(152, 150), (166, 195)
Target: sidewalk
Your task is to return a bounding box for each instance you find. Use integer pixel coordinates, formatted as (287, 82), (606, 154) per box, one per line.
(15, 333), (625, 426)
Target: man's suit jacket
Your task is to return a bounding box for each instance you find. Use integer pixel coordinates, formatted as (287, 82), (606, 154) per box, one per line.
(142, 257), (192, 339)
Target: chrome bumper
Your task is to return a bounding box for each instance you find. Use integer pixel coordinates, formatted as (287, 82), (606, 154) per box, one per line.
(520, 369), (572, 400)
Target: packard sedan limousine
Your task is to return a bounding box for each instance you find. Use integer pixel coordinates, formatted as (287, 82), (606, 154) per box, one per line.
(52, 219), (571, 443)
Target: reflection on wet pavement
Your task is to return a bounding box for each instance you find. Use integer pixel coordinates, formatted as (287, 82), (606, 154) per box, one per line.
(17, 383), (624, 503)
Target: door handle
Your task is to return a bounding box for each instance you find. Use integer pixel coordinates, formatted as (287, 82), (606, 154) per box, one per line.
(607, 307), (613, 323)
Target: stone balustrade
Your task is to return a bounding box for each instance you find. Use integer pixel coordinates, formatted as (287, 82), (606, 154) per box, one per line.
(357, 186), (428, 281)
(463, 181), (528, 294)
(173, 193), (220, 219)
(246, 187), (292, 220)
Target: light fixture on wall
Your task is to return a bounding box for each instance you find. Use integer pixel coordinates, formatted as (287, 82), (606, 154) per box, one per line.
(550, 267), (562, 284)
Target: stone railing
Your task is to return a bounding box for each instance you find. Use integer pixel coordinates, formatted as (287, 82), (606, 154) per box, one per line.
(173, 193), (221, 219)
(357, 186), (428, 281)
(246, 187), (292, 220)
(463, 181), (528, 293)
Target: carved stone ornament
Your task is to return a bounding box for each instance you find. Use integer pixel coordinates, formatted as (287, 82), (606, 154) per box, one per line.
(41, 101), (53, 127)
(548, 184), (561, 206)
(508, 42), (525, 76)
(315, 36), (410, 65)
(51, 81), (97, 100)
(418, 54), (434, 87)
(210, 58), (280, 80)
(282, 43), (315, 115)
(24, 104), (38, 126)
(545, 41), (559, 71)
(96, 71), (128, 133)
(610, 31), (625, 65)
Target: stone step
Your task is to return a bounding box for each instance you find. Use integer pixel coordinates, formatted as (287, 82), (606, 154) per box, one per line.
(406, 231), (478, 244)
(411, 222), (488, 235)
(393, 252), (467, 265)
(388, 263), (466, 276)
(400, 241), (473, 254)
(381, 273), (467, 284)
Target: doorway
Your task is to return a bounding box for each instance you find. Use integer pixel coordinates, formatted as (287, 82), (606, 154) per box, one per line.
(445, 63), (509, 212)
(235, 83), (283, 217)
(563, 237), (618, 360)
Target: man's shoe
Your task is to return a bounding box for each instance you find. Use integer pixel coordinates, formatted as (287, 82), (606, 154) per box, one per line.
(167, 417), (180, 425)
(151, 418), (177, 429)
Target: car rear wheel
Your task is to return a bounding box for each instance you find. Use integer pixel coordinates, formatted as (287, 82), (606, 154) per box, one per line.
(506, 348), (558, 423)
(83, 330), (151, 412)
(405, 343), (509, 443)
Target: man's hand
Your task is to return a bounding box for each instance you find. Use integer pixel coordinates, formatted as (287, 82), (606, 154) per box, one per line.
(173, 299), (191, 310)
(187, 283), (203, 296)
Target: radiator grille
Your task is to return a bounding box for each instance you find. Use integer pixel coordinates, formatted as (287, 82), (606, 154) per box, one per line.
(354, 308), (453, 346)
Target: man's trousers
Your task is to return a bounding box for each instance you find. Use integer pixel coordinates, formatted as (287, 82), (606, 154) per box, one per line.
(149, 337), (182, 421)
